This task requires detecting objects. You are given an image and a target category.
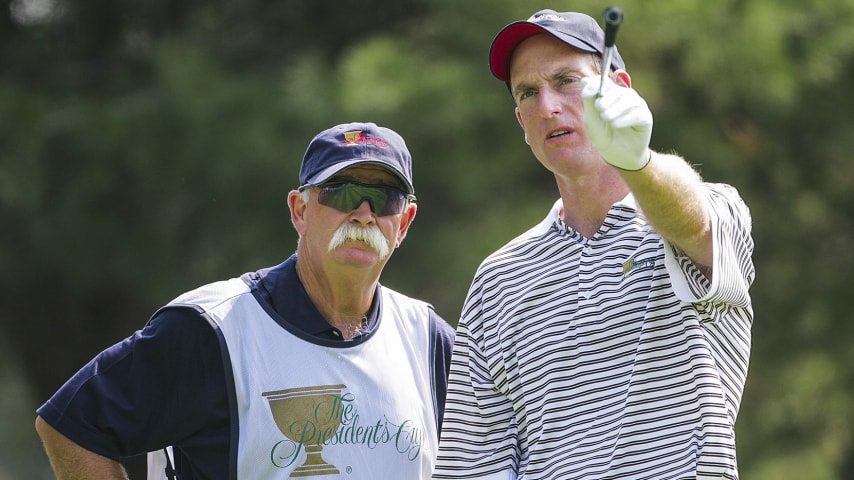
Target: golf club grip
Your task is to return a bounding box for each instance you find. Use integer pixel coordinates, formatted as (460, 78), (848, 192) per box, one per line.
(603, 7), (624, 47)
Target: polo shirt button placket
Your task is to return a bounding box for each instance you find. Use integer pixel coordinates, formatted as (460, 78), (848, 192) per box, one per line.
(580, 243), (594, 303)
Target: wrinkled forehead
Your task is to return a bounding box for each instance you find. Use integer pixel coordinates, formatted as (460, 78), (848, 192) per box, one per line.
(509, 34), (599, 86)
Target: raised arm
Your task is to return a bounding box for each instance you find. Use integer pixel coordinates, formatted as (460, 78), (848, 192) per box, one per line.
(35, 415), (128, 480)
(581, 75), (713, 276)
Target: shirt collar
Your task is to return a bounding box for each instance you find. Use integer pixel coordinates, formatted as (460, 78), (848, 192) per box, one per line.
(548, 192), (639, 234)
(251, 255), (381, 341)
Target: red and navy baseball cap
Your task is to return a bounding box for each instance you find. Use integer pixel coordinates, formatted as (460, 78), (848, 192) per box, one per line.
(299, 122), (414, 194)
(489, 9), (626, 83)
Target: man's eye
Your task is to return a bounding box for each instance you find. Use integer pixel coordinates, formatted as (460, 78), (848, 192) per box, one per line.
(558, 76), (585, 92)
(518, 90), (536, 101)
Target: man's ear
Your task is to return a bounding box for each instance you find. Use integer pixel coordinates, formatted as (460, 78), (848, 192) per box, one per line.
(515, 107), (530, 145)
(395, 202), (417, 248)
(614, 69), (631, 88)
(288, 190), (308, 236)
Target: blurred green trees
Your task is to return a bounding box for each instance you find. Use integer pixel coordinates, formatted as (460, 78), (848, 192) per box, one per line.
(2, 0), (852, 478)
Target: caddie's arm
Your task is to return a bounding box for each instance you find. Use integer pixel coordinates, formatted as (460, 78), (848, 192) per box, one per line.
(35, 415), (129, 480)
(581, 75), (713, 277)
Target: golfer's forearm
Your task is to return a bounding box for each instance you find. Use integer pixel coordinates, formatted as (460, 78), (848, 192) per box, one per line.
(35, 416), (128, 480)
(622, 151), (713, 270)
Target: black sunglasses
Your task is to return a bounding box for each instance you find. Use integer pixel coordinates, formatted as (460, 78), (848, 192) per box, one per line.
(301, 181), (415, 216)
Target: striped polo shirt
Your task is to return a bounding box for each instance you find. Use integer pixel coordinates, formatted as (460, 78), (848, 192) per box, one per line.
(434, 183), (754, 480)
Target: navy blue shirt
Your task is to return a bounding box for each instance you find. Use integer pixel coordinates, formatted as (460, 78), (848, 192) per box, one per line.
(36, 255), (454, 479)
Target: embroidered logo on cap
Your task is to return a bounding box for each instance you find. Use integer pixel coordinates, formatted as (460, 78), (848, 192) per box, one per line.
(341, 130), (389, 148)
(530, 12), (564, 23)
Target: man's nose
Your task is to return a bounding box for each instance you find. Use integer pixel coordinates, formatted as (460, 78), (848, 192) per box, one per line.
(537, 87), (562, 117)
(349, 199), (376, 224)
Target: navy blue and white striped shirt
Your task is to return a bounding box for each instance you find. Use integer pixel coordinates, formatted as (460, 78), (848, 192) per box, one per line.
(434, 183), (754, 480)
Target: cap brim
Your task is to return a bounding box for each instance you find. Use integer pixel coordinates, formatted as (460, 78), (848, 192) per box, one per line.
(489, 22), (607, 83)
(303, 160), (415, 194)
(489, 22), (551, 82)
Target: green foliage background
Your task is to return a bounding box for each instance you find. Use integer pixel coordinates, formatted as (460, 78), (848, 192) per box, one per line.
(1, 0), (853, 477)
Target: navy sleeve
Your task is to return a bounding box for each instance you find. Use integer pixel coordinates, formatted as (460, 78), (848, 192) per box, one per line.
(428, 307), (455, 433)
(36, 306), (229, 460)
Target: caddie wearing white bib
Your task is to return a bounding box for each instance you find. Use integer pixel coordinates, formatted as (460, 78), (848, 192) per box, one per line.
(36, 122), (454, 480)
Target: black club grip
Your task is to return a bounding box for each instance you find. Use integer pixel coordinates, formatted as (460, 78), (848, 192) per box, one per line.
(603, 7), (624, 47)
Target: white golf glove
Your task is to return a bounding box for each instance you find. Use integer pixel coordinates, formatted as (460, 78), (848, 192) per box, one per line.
(581, 75), (653, 171)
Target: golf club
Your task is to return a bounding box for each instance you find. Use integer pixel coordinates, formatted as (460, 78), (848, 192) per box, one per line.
(598, 6), (624, 96)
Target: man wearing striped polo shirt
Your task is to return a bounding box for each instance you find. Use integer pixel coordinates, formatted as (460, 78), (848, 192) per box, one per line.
(434, 9), (754, 480)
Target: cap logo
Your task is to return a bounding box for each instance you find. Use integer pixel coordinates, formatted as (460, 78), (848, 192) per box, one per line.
(530, 12), (565, 23)
(341, 130), (389, 148)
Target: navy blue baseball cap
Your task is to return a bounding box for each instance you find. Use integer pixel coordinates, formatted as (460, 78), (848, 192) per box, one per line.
(489, 9), (626, 83)
(299, 122), (414, 194)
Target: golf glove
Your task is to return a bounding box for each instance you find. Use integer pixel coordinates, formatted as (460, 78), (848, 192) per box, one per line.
(581, 75), (653, 171)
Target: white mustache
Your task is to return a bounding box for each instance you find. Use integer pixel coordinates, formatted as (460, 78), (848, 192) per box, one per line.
(328, 223), (391, 259)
